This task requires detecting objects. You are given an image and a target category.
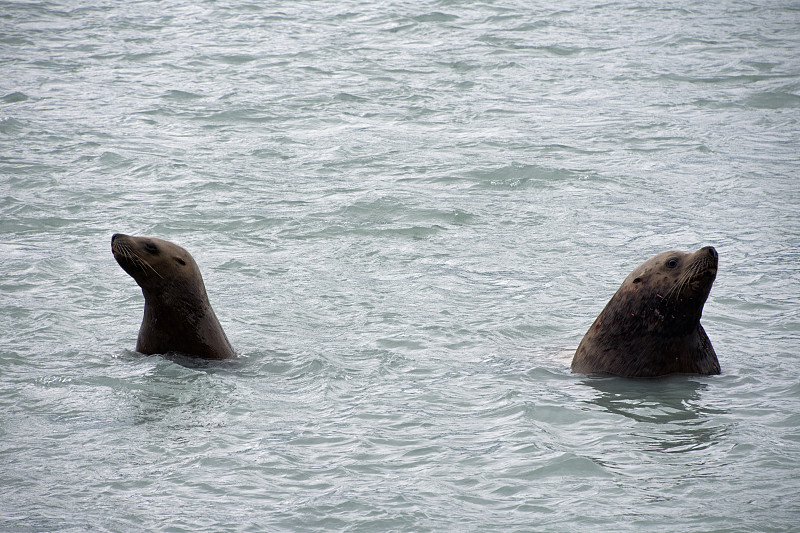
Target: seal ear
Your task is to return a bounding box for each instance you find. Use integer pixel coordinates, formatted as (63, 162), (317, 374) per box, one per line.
(174, 257), (186, 266)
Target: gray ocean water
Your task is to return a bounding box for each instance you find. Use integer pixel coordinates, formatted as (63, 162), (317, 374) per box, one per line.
(2, 0), (799, 531)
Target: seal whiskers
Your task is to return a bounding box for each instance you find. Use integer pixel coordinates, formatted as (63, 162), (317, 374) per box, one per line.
(663, 254), (715, 304)
(663, 264), (695, 303)
(111, 240), (163, 279)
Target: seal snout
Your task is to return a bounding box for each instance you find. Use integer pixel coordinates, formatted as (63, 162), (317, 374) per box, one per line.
(696, 246), (718, 275)
(687, 246), (718, 293)
(111, 233), (129, 257)
(111, 234), (141, 273)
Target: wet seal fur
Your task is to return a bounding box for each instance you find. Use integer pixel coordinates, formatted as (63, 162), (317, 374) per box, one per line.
(572, 246), (720, 377)
(111, 233), (235, 360)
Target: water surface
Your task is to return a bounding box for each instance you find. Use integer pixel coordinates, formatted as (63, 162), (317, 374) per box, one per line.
(1, 1), (799, 531)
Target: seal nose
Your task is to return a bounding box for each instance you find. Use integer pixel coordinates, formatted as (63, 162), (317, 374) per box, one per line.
(111, 233), (120, 244)
(701, 246), (718, 260)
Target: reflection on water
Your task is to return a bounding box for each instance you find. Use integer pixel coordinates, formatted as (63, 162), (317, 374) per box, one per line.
(120, 355), (239, 429)
(580, 376), (731, 453)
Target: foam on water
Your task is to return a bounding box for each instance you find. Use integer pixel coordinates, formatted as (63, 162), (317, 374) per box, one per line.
(1, 0), (799, 531)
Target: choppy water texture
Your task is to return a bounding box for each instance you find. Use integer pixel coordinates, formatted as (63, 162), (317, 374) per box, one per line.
(2, 1), (800, 531)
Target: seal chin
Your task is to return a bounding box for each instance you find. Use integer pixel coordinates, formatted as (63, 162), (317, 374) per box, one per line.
(689, 268), (716, 289)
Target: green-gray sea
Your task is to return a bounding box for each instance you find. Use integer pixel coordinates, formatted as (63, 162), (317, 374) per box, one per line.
(1, 1), (799, 531)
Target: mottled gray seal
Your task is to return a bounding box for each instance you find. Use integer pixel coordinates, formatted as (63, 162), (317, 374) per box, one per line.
(571, 246), (719, 377)
(111, 233), (235, 360)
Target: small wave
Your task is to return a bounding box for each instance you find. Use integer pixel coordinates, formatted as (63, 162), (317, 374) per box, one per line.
(2, 92), (28, 103)
(162, 90), (205, 100)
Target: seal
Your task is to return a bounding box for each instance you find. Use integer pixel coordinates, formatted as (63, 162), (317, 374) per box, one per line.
(111, 233), (235, 360)
(571, 246), (719, 377)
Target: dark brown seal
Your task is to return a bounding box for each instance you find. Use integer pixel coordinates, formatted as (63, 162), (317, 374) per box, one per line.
(111, 233), (235, 360)
(571, 246), (719, 377)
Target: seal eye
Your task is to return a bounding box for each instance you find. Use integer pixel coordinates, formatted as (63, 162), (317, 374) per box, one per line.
(144, 242), (158, 254)
(667, 258), (679, 268)
(633, 277), (641, 284)
(175, 257), (186, 266)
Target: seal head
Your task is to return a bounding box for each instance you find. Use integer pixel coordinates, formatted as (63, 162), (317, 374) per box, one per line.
(571, 246), (719, 377)
(111, 233), (235, 360)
